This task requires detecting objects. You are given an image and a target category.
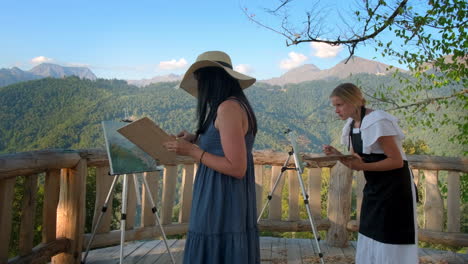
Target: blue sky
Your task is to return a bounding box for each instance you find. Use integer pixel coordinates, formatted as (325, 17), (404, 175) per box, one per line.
(1, 0), (406, 80)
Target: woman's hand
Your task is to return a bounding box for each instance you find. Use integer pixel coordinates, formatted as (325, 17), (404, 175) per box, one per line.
(340, 153), (365, 171)
(176, 130), (197, 143)
(163, 136), (200, 157)
(322, 145), (342, 155)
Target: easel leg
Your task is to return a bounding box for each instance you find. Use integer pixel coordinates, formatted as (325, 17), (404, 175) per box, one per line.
(120, 174), (129, 263)
(257, 154), (292, 223)
(296, 171), (325, 264)
(141, 174), (176, 264)
(81, 174), (120, 264)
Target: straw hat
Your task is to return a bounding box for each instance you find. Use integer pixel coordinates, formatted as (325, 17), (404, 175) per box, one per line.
(179, 51), (256, 97)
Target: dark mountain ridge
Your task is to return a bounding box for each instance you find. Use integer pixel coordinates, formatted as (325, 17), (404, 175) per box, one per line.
(0, 63), (97, 87)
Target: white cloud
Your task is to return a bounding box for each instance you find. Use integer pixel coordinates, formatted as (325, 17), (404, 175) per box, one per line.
(310, 42), (343, 58)
(31, 56), (53, 64)
(234, 64), (254, 75)
(280, 52), (308, 70)
(158, 58), (188, 70)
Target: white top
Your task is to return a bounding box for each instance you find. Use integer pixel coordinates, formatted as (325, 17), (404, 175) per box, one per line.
(341, 110), (407, 159)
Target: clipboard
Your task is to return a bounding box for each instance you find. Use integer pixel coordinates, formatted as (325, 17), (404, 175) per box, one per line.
(117, 117), (177, 165)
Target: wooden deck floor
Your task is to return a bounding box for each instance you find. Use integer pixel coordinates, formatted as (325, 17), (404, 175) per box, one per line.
(84, 237), (468, 264)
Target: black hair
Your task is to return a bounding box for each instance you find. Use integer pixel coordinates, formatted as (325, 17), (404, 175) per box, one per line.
(194, 67), (257, 138)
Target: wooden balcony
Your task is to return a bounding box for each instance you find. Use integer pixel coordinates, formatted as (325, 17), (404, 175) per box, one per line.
(1, 149), (467, 264)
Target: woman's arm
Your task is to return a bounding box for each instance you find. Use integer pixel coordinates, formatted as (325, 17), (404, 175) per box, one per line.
(343, 135), (404, 171)
(208, 100), (248, 178)
(163, 100), (249, 179)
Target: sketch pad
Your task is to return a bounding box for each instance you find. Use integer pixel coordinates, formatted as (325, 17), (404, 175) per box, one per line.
(117, 117), (177, 164)
(302, 154), (356, 163)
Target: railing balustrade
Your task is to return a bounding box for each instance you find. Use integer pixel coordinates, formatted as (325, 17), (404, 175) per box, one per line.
(1, 149), (467, 264)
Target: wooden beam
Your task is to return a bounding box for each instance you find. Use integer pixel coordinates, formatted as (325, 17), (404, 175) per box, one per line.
(423, 170), (444, 231)
(327, 162), (353, 247)
(52, 159), (87, 264)
(269, 166), (285, 220)
(288, 170), (300, 221)
(42, 170), (60, 243)
(161, 166), (177, 225)
(254, 165), (264, 219)
(142, 171), (160, 227)
(308, 168), (322, 219)
(0, 177), (16, 263)
(407, 155), (468, 172)
(0, 150), (80, 180)
(447, 171), (461, 232)
(178, 164), (194, 223)
(418, 230), (468, 247)
(258, 219), (330, 232)
(91, 166), (113, 234)
(7, 238), (70, 264)
(19, 174), (38, 256)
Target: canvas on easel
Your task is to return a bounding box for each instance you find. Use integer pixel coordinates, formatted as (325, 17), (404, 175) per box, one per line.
(102, 120), (162, 175)
(116, 117), (177, 165)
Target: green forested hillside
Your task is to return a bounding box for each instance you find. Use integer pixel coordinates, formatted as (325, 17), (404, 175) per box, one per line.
(0, 75), (464, 156)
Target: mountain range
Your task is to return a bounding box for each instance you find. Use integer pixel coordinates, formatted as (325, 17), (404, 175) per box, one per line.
(0, 63), (97, 87)
(261, 56), (403, 86)
(127, 73), (182, 87)
(0, 73), (463, 157)
(0, 56), (403, 87)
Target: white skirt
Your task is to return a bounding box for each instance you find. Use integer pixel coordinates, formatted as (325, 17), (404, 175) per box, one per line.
(356, 233), (418, 264)
(356, 174), (418, 264)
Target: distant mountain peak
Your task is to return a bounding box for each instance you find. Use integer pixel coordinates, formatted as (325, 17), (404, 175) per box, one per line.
(30, 63), (97, 80)
(127, 74), (182, 87)
(0, 63), (97, 87)
(261, 57), (403, 86)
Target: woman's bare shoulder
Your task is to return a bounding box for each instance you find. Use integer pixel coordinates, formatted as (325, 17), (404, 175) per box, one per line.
(217, 99), (243, 114)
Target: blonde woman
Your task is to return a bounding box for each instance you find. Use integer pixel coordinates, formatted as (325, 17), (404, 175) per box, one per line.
(323, 83), (418, 264)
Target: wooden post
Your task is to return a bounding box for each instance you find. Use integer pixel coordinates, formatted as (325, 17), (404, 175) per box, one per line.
(52, 159), (87, 264)
(447, 171), (461, 232)
(142, 171), (160, 227)
(288, 170), (299, 221)
(19, 174), (38, 256)
(91, 166), (113, 234)
(43, 169), (60, 243)
(308, 168), (322, 219)
(412, 169), (419, 186)
(254, 165), (264, 218)
(269, 165), (285, 220)
(125, 174), (137, 230)
(423, 170), (444, 231)
(326, 162), (353, 247)
(355, 171), (365, 224)
(161, 165), (177, 225)
(179, 164), (195, 223)
(0, 177), (16, 263)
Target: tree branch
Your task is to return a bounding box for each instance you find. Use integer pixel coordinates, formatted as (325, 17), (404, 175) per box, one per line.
(386, 89), (468, 111)
(243, 0), (409, 61)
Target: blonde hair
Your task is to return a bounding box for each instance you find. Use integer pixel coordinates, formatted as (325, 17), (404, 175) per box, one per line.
(330, 83), (366, 107)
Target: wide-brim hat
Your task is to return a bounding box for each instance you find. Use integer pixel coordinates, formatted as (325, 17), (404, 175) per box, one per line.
(179, 51), (256, 97)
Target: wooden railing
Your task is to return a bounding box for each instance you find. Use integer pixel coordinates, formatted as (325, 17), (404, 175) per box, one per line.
(1, 149), (467, 264)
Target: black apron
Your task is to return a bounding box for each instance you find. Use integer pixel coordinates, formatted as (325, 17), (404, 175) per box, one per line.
(350, 108), (416, 244)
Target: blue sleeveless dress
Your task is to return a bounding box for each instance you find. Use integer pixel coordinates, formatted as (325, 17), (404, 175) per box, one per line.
(182, 121), (260, 264)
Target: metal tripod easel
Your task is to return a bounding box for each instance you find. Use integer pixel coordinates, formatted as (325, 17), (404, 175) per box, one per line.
(257, 130), (325, 264)
(81, 172), (175, 264)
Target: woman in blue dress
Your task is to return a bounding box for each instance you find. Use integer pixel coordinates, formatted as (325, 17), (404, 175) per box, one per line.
(163, 51), (260, 264)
